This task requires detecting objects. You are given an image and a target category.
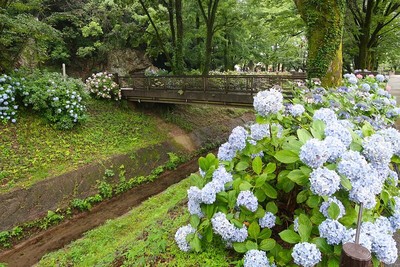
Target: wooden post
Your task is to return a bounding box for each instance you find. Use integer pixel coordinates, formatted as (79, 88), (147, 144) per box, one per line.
(62, 63), (66, 77)
(340, 243), (372, 267)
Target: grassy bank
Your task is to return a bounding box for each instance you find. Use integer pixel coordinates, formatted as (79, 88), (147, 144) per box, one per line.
(0, 99), (166, 192)
(37, 178), (240, 266)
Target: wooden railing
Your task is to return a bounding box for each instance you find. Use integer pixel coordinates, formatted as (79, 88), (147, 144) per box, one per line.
(117, 74), (307, 107)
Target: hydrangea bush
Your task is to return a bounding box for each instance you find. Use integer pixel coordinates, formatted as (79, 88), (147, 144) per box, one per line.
(19, 71), (88, 129)
(175, 74), (400, 266)
(0, 74), (22, 123)
(85, 72), (121, 100)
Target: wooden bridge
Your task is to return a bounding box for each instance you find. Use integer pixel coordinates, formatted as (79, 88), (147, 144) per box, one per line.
(118, 74), (307, 107)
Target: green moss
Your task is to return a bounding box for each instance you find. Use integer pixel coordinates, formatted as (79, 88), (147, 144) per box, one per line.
(297, 0), (346, 87)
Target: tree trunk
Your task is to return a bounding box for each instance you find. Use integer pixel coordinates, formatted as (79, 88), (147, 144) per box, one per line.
(294, 0), (346, 87)
(174, 0), (184, 74)
(197, 0), (220, 76)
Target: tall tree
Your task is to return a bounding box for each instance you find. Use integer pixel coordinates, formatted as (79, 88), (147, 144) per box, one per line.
(294, 0), (346, 86)
(347, 0), (400, 70)
(197, 0), (220, 75)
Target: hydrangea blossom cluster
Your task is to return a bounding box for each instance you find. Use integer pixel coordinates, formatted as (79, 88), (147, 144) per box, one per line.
(250, 123), (270, 141)
(0, 74), (21, 123)
(288, 104), (305, 117)
(259, 212), (276, 228)
(291, 242), (322, 267)
(313, 108), (337, 124)
(174, 224), (196, 252)
(324, 123), (352, 147)
(318, 219), (346, 245)
(177, 74), (400, 266)
(236, 190), (258, 212)
(299, 139), (329, 168)
(253, 89), (283, 116)
(324, 136), (346, 162)
(362, 134), (393, 166)
(85, 72), (121, 100)
(309, 167), (340, 196)
(187, 186), (203, 217)
(244, 250), (273, 267)
(211, 212), (248, 243)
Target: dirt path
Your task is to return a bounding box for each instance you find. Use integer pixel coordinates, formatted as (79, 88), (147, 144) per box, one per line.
(0, 156), (199, 267)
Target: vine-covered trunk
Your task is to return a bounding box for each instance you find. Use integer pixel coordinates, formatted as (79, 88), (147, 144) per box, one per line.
(294, 0), (346, 87)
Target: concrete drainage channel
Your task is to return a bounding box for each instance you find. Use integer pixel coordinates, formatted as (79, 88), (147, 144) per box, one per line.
(0, 112), (254, 267)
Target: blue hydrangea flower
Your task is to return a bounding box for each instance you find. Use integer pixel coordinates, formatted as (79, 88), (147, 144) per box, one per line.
(342, 229), (372, 251)
(376, 74), (385, 82)
(319, 197), (346, 219)
(319, 219), (347, 245)
(237, 190), (258, 212)
(228, 126), (248, 151)
(362, 134), (393, 166)
(201, 181), (224, 204)
(218, 142), (236, 161)
(244, 249), (272, 267)
(371, 233), (398, 264)
(313, 108), (337, 124)
(253, 89), (284, 116)
(292, 242), (322, 267)
(187, 186), (204, 218)
(289, 104), (305, 117)
(360, 83), (371, 92)
(324, 136), (346, 163)
(250, 123), (270, 141)
(377, 128), (400, 156)
(349, 185), (377, 209)
(212, 166), (233, 185)
(175, 224), (196, 252)
(309, 167), (340, 196)
(389, 214), (400, 231)
(211, 212), (248, 242)
(374, 216), (395, 235)
(348, 76), (358, 84)
(259, 212), (276, 228)
(324, 123), (352, 147)
(293, 217), (299, 232)
(337, 151), (369, 182)
(299, 139), (329, 169)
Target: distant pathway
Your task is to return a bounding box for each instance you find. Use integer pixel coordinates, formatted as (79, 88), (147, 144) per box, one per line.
(387, 74), (400, 267)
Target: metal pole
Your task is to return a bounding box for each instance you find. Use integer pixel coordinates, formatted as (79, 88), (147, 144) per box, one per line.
(355, 203), (363, 244)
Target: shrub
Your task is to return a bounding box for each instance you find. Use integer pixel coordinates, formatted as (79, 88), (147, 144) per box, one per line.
(176, 74), (400, 266)
(17, 70), (88, 130)
(0, 74), (22, 123)
(85, 72), (121, 100)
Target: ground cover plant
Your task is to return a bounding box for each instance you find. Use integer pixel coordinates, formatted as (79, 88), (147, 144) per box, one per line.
(175, 73), (400, 266)
(36, 178), (239, 267)
(0, 98), (165, 191)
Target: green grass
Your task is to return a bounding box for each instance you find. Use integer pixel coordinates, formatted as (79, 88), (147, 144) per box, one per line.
(0, 99), (166, 192)
(37, 178), (241, 267)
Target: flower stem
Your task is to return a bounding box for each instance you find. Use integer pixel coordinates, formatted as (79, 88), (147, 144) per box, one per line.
(355, 203), (363, 244)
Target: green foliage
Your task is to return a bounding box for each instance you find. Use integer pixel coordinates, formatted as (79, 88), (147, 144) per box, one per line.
(37, 179), (237, 266)
(14, 70), (88, 129)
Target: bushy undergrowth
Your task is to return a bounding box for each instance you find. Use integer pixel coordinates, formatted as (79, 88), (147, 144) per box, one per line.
(1, 70), (88, 129)
(176, 73), (400, 266)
